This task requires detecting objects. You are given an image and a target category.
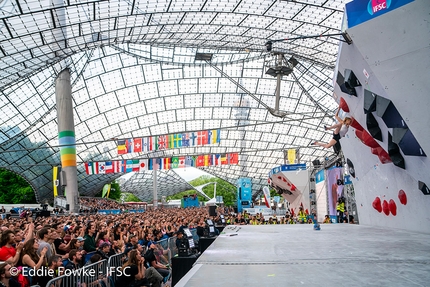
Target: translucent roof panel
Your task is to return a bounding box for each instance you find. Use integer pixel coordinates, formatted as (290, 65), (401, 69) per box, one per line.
(0, 0), (348, 203)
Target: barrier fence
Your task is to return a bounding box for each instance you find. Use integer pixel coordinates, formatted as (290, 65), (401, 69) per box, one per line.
(33, 228), (199, 287)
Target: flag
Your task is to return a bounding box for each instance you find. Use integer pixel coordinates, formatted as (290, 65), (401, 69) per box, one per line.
(171, 157), (179, 168)
(85, 162), (98, 175)
(189, 132), (197, 146)
(127, 139), (133, 154)
(113, 161), (122, 173)
(143, 137), (153, 152)
(168, 134), (174, 149)
(185, 156), (195, 167)
(106, 184), (111, 198)
(208, 129), (220, 144)
(173, 134), (182, 148)
(117, 140), (127, 155)
(125, 160), (133, 172)
(105, 162), (113, 174)
(53, 166), (59, 197)
(158, 135), (168, 150)
(220, 154), (227, 165)
(263, 186), (271, 208)
(196, 155), (205, 167)
(229, 153), (239, 164)
(132, 159), (140, 172)
(98, 162), (106, 174)
(139, 159), (148, 172)
(182, 133), (189, 147)
(178, 156), (186, 168)
(288, 149), (296, 164)
(133, 138), (143, 153)
(210, 154), (220, 166)
(204, 155), (210, 166)
(163, 158), (171, 170)
(197, 131), (208, 145)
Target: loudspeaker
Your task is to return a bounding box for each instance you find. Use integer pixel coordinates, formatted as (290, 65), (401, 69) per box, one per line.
(312, 159), (321, 167)
(208, 206), (217, 217)
(60, 171), (67, 186)
(363, 89), (377, 114)
(66, 204), (70, 211)
(388, 133), (405, 169)
(418, 181), (430, 195)
(376, 97), (406, 128)
(366, 113), (382, 141)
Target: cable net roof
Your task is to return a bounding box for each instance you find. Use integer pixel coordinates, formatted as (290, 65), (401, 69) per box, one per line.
(0, 0), (347, 203)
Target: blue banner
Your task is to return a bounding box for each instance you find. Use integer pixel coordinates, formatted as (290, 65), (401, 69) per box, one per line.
(346, 0), (414, 28)
(268, 163), (307, 177)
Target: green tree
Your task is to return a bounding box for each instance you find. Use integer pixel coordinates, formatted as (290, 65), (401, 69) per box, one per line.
(94, 181), (122, 200)
(122, 192), (142, 202)
(0, 168), (36, 204)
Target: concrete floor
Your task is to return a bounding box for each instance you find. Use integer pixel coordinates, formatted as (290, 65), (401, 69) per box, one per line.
(175, 224), (430, 287)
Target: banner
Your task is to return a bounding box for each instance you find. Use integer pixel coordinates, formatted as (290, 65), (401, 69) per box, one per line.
(53, 166), (59, 197)
(84, 152), (239, 175)
(102, 184), (111, 198)
(262, 186), (271, 208)
(117, 129), (221, 154)
(327, 167), (343, 216)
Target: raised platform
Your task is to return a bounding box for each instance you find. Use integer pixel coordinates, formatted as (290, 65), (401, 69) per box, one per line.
(175, 224), (430, 286)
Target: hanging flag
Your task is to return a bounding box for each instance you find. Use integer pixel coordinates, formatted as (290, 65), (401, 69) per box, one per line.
(209, 129), (220, 144)
(106, 184), (111, 198)
(163, 158), (171, 170)
(197, 131), (208, 145)
(113, 161), (122, 173)
(125, 160), (133, 172)
(185, 156), (195, 167)
(139, 159), (148, 172)
(53, 166), (59, 197)
(143, 137), (153, 152)
(178, 156), (186, 168)
(229, 153), (239, 165)
(220, 154), (227, 165)
(210, 154), (220, 166)
(98, 162), (106, 174)
(171, 157), (179, 168)
(196, 155), (205, 167)
(85, 162), (98, 175)
(117, 140), (127, 155)
(288, 149), (296, 164)
(189, 132), (198, 146)
(263, 186), (271, 208)
(105, 162), (113, 174)
(133, 138), (143, 153)
(204, 155), (210, 166)
(158, 135), (168, 150)
(173, 134), (182, 148)
(182, 133), (189, 147)
(132, 159), (140, 172)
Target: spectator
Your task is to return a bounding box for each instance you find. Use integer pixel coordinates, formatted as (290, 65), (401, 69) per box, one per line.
(83, 223), (97, 252)
(0, 231), (24, 265)
(0, 263), (21, 287)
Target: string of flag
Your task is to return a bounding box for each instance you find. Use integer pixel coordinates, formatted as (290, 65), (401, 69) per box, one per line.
(118, 129), (221, 155)
(84, 153), (238, 175)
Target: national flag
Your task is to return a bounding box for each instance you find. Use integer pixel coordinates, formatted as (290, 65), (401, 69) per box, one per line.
(196, 155), (205, 167)
(189, 132), (197, 146)
(178, 156), (186, 168)
(127, 139), (133, 154)
(173, 134), (182, 148)
(117, 140), (127, 155)
(168, 134), (174, 149)
(210, 154), (221, 166)
(158, 135), (168, 150)
(204, 155), (210, 166)
(229, 153), (239, 164)
(143, 137), (153, 152)
(132, 159), (140, 172)
(197, 131), (208, 145)
(182, 133), (190, 147)
(171, 157), (179, 168)
(98, 162), (106, 174)
(133, 138), (143, 153)
(125, 160), (133, 172)
(163, 158), (171, 170)
(288, 149), (296, 164)
(139, 159), (148, 172)
(185, 156), (195, 167)
(208, 129), (220, 144)
(113, 161), (122, 173)
(53, 166), (59, 197)
(220, 154), (227, 165)
(105, 162), (113, 174)
(85, 162), (98, 175)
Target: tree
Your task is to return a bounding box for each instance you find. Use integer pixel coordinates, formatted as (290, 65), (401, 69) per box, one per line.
(121, 193), (142, 202)
(0, 168), (36, 204)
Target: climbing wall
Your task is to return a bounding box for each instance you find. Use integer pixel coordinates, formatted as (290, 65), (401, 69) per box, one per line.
(333, 0), (430, 233)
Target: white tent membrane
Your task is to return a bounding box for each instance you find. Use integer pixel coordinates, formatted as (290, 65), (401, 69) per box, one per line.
(0, 0), (348, 203)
